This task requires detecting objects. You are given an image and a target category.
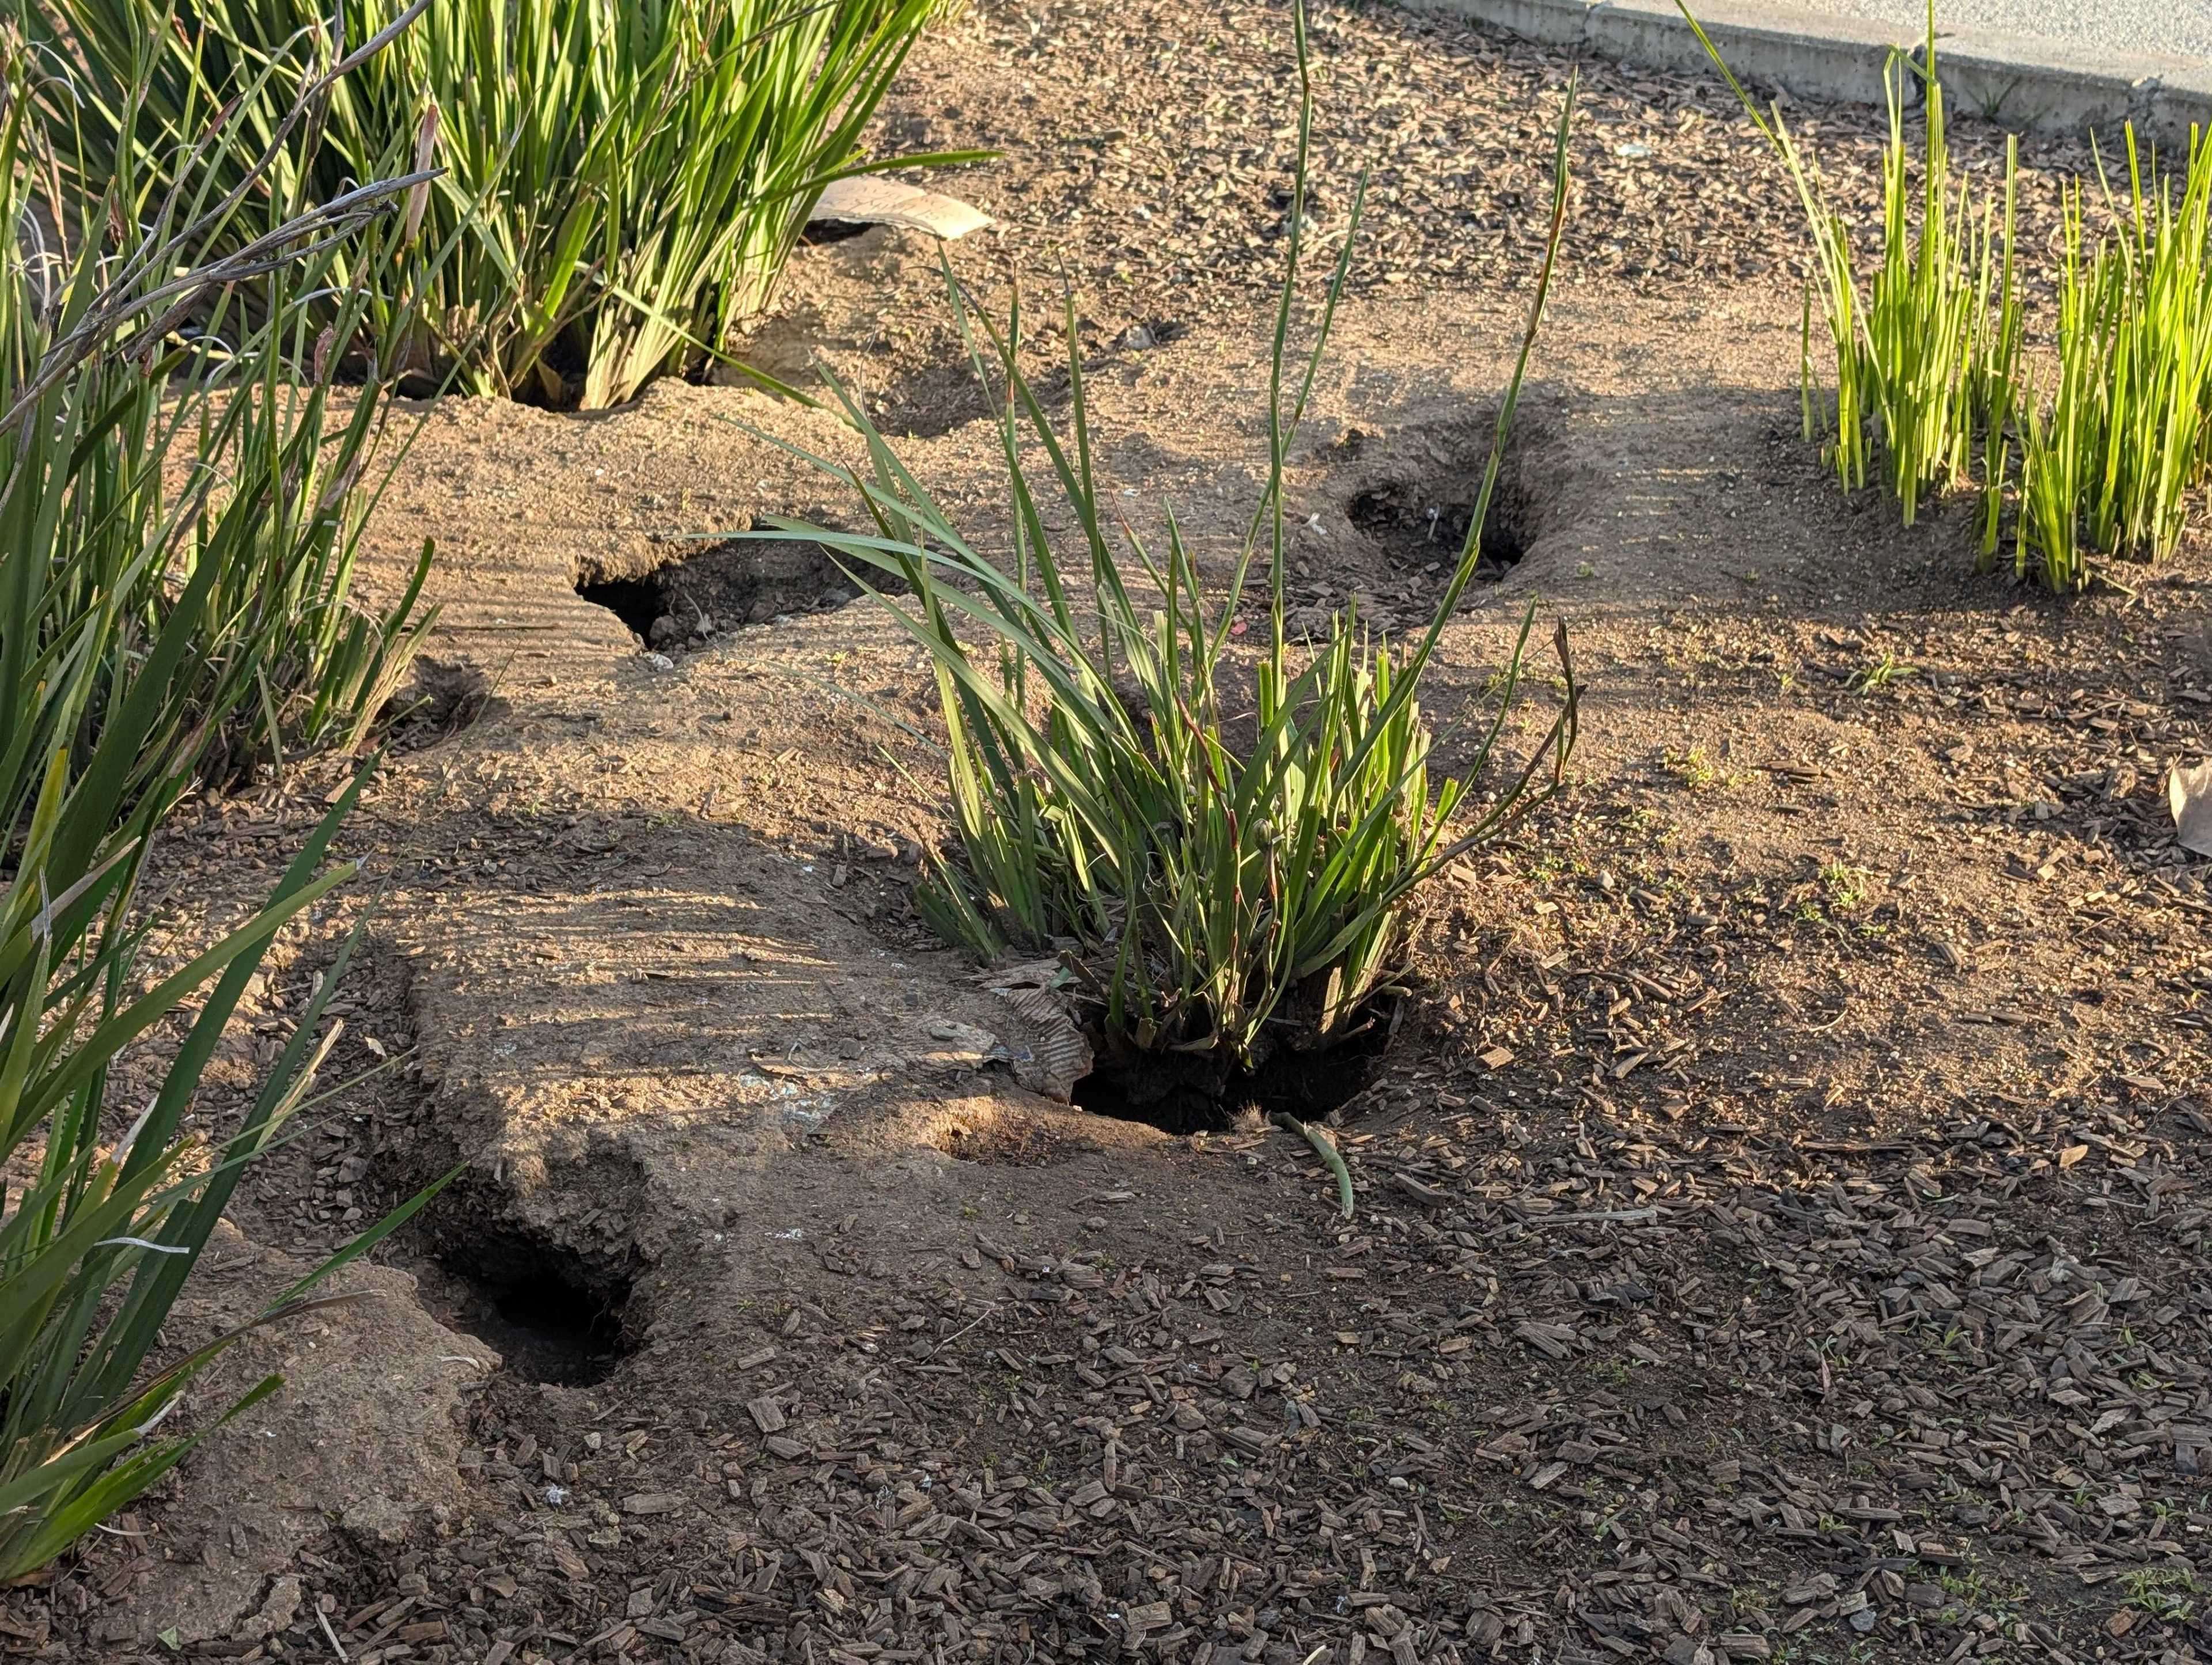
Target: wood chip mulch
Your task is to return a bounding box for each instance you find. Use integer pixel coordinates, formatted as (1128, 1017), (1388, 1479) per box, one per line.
(881, 0), (2110, 322)
(60, 1064), (2195, 1665)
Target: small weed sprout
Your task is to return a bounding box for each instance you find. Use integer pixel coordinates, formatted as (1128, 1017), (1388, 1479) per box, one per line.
(1850, 651), (1918, 692)
(1666, 745), (1749, 790)
(2123, 1568), (2200, 1621)
(1668, 746), (1720, 789)
(1819, 862), (1867, 908)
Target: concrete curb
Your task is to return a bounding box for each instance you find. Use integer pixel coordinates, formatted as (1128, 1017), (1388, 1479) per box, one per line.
(1399, 0), (2212, 143)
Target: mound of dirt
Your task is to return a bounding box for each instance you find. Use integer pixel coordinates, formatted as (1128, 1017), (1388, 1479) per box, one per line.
(106, 1221), (487, 1648)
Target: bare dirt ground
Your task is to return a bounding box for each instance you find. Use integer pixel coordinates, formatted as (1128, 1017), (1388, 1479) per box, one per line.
(12, 1), (2210, 1663)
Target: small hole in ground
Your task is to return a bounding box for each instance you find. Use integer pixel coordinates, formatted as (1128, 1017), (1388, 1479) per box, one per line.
(1070, 1005), (1394, 1135)
(378, 656), (496, 751)
(575, 536), (907, 649)
(430, 1227), (634, 1386)
(801, 218), (877, 246)
(1349, 477), (1530, 579)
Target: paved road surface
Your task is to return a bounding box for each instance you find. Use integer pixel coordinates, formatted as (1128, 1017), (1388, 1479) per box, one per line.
(1795, 0), (2212, 63)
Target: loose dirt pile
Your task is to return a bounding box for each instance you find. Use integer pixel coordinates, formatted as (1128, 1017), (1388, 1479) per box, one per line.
(12, 1), (2209, 1662)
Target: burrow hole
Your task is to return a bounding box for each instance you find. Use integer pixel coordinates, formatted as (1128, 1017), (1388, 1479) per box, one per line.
(429, 1225), (635, 1387)
(380, 656), (495, 750)
(1348, 472), (1532, 581)
(1070, 1003), (1396, 1136)
(575, 536), (907, 650)
(800, 217), (877, 246)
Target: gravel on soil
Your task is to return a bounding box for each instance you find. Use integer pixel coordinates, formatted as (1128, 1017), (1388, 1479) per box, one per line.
(872, 0), (2105, 328)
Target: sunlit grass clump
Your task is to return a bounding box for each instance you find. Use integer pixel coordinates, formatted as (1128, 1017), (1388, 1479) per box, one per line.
(20, 0), (955, 407)
(775, 34), (1580, 1080)
(2013, 131), (2212, 589)
(1684, 2), (2212, 591)
(1678, 9), (2022, 533)
(0, 42), (440, 1580)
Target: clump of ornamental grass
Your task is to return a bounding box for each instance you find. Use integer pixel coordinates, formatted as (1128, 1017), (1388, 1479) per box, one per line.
(18, 0), (966, 408)
(0, 39), (443, 1579)
(2, 28), (438, 782)
(1684, 3), (2212, 590)
(2011, 128), (2212, 590)
(764, 21), (1580, 1087)
(1677, 3), (2022, 533)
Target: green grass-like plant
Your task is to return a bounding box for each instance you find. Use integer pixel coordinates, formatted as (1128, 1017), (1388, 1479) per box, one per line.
(0, 43), (441, 1577)
(2012, 128), (2212, 589)
(766, 19), (1579, 1075)
(1683, 4), (2212, 590)
(18, 0), (960, 408)
(1, 35), (438, 784)
(1678, 4), (2021, 530)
